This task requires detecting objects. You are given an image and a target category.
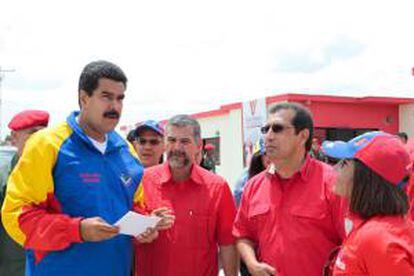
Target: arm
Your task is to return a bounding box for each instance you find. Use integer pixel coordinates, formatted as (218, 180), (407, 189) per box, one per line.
(237, 239), (275, 276)
(232, 181), (276, 276)
(219, 244), (238, 276)
(132, 170), (174, 243)
(216, 182), (238, 275)
(1, 131), (83, 251)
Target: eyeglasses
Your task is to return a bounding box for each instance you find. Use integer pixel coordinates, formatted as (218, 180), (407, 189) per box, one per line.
(136, 137), (162, 146)
(260, 123), (294, 134)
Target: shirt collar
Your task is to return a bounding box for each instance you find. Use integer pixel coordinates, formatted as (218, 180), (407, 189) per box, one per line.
(267, 154), (312, 182)
(159, 162), (204, 185)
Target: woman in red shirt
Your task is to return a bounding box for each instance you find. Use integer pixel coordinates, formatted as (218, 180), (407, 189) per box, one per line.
(322, 131), (414, 276)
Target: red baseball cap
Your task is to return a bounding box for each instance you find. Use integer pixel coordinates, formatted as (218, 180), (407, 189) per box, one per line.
(8, 110), (50, 131)
(323, 131), (411, 186)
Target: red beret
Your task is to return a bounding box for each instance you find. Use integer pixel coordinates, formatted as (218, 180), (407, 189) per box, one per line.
(8, 110), (50, 131)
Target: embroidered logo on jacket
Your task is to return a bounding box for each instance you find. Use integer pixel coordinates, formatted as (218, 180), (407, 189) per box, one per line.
(79, 173), (101, 183)
(120, 174), (133, 187)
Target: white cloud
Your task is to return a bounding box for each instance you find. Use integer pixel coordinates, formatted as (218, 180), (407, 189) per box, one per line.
(1, 0), (414, 137)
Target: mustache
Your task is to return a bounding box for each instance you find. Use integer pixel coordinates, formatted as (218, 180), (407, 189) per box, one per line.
(103, 110), (120, 119)
(168, 150), (188, 159)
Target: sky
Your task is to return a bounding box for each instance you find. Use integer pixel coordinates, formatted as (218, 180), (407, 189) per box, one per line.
(1, 0), (414, 137)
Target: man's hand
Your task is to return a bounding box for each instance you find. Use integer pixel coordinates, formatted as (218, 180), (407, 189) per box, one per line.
(248, 261), (276, 276)
(135, 227), (159, 243)
(151, 207), (175, 230)
(80, 217), (119, 242)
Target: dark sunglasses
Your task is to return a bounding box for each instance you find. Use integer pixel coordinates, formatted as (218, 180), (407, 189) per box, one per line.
(136, 137), (162, 146)
(260, 123), (294, 134)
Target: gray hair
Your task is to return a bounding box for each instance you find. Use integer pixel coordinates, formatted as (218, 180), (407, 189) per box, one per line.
(166, 114), (201, 142)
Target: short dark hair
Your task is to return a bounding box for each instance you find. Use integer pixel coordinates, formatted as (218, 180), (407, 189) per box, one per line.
(268, 102), (314, 151)
(350, 159), (409, 219)
(248, 151), (267, 179)
(166, 114), (201, 143)
(126, 129), (136, 143)
(78, 60), (127, 107)
(397, 132), (408, 142)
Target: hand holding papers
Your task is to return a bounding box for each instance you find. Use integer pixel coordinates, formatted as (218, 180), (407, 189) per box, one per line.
(114, 211), (161, 237)
(151, 207), (175, 230)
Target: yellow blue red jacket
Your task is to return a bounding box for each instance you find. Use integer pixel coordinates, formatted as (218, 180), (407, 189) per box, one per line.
(1, 111), (144, 276)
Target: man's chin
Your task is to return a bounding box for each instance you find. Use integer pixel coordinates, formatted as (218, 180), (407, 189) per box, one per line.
(168, 160), (187, 169)
(102, 125), (117, 134)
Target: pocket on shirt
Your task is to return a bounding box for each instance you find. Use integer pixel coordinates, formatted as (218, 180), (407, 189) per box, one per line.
(248, 204), (270, 224)
(188, 210), (213, 249)
(247, 204), (271, 239)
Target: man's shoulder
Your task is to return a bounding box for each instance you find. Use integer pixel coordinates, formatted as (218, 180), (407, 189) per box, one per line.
(25, 121), (72, 151)
(143, 164), (165, 182)
(307, 158), (336, 182)
(196, 165), (227, 185)
(309, 157), (334, 171)
(243, 171), (268, 194)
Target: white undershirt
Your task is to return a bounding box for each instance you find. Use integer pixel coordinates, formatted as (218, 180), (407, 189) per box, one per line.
(76, 116), (108, 154)
(88, 136), (107, 154)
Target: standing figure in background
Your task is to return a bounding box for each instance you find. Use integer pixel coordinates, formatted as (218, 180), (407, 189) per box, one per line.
(233, 136), (269, 207)
(0, 110), (49, 276)
(201, 143), (216, 172)
(133, 120), (165, 168)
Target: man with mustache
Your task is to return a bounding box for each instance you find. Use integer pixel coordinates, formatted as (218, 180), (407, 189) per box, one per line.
(233, 102), (346, 276)
(1, 60), (166, 276)
(135, 114), (238, 276)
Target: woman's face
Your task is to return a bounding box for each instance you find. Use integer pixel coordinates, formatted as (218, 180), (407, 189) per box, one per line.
(334, 159), (355, 198)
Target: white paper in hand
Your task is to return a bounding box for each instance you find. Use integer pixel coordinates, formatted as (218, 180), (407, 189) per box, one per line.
(114, 211), (161, 236)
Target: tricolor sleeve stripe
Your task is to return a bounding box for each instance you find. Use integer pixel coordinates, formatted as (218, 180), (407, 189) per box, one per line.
(1, 123), (82, 251)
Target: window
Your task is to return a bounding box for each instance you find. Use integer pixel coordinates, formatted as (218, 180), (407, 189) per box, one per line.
(203, 137), (220, 165)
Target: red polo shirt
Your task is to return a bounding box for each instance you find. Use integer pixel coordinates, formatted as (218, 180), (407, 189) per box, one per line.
(233, 157), (346, 276)
(135, 163), (236, 276)
(333, 215), (414, 275)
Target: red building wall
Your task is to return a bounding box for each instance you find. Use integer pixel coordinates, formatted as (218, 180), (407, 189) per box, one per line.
(306, 101), (399, 134)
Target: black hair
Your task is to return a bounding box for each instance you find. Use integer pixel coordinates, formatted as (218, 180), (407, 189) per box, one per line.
(126, 129), (136, 143)
(78, 60), (127, 107)
(248, 151), (267, 179)
(268, 102), (314, 151)
(397, 132), (408, 143)
(350, 159), (409, 219)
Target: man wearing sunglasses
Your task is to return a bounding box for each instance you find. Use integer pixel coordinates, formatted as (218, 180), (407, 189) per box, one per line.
(233, 102), (346, 276)
(133, 120), (165, 168)
(1, 109), (49, 276)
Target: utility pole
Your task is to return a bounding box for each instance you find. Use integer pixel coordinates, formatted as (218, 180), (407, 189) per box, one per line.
(0, 67), (16, 137)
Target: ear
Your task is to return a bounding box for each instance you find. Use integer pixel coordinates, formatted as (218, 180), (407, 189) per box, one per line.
(79, 90), (90, 109)
(197, 138), (203, 151)
(300, 129), (310, 146)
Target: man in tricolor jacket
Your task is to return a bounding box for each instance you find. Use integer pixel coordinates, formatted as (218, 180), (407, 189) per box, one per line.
(1, 60), (154, 276)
